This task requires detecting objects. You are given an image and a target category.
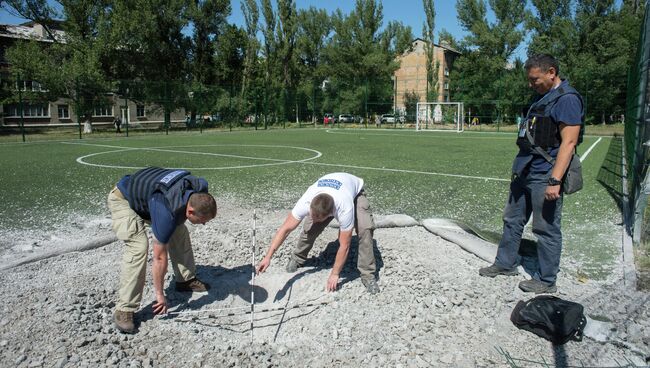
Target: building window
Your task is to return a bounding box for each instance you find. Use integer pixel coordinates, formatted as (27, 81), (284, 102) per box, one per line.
(5, 103), (50, 117)
(444, 82), (449, 90)
(15, 80), (48, 92)
(444, 68), (449, 77)
(136, 105), (145, 117)
(58, 105), (69, 119)
(93, 105), (113, 117)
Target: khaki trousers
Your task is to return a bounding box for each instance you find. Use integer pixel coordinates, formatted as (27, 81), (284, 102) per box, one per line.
(107, 187), (196, 312)
(292, 191), (376, 279)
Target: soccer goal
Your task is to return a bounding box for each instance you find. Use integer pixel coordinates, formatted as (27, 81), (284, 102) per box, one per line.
(416, 102), (464, 132)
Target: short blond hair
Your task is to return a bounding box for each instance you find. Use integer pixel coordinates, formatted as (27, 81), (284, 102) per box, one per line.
(310, 193), (334, 218)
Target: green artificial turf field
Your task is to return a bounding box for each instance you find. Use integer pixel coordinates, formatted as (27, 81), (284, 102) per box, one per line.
(0, 128), (622, 279)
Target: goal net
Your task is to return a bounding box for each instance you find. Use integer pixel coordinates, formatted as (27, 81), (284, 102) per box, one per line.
(416, 102), (464, 132)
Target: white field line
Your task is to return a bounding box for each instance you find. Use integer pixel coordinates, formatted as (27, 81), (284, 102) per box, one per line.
(65, 141), (317, 162)
(304, 161), (509, 182)
(579, 137), (602, 162)
(325, 129), (515, 139)
(65, 141), (510, 182)
(66, 142), (322, 170)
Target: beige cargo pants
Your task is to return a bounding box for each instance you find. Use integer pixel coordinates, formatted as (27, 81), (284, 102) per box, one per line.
(107, 187), (196, 312)
(292, 191), (376, 280)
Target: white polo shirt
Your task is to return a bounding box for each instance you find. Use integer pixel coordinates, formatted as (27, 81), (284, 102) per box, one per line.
(291, 173), (364, 231)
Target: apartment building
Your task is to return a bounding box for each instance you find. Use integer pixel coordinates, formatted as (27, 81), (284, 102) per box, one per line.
(0, 21), (185, 128)
(393, 38), (460, 113)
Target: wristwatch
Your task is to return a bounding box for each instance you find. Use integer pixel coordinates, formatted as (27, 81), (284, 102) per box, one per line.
(548, 176), (562, 186)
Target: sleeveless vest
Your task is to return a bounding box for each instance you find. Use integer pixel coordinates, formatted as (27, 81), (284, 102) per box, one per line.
(516, 81), (585, 153)
(126, 167), (203, 220)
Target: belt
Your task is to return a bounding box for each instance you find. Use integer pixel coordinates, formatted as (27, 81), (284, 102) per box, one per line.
(113, 186), (125, 200)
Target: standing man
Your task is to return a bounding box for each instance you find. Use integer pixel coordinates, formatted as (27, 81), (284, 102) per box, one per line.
(479, 54), (584, 294)
(256, 172), (380, 294)
(114, 116), (122, 134)
(108, 167), (217, 333)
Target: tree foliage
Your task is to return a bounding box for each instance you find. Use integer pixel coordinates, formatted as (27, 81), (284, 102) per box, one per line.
(1, 0), (644, 127)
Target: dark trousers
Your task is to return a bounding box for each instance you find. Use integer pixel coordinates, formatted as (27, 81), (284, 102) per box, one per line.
(495, 171), (563, 285)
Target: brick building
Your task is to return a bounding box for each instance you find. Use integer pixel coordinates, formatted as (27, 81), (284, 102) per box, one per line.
(393, 38), (460, 114)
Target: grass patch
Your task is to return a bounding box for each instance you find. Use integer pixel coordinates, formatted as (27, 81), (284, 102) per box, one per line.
(0, 128), (622, 280)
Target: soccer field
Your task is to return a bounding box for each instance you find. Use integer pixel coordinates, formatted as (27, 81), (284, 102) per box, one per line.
(0, 128), (622, 280)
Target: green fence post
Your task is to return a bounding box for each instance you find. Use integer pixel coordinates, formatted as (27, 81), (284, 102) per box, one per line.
(76, 78), (82, 139)
(164, 82), (170, 135)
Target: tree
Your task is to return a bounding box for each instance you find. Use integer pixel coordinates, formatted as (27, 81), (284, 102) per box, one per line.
(260, 0), (278, 126)
(240, 0), (258, 100)
(277, 0), (298, 122)
(5, 0), (112, 133)
(403, 89), (420, 122)
(525, 0), (574, 59)
(187, 0), (231, 86)
(422, 0), (438, 102)
(450, 0), (528, 123)
(322, 0), (398, 117)
(296, 6), (332, 122)
(381, 21), (413, 57)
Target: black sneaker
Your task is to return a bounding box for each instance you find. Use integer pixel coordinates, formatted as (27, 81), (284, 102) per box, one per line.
(361, 278), (380, 294)
(518, 279), (557, 294)
(175, 278), (210, 292)
(114, 310), (135, 334)
(286, 259), (300, 273)
(478, 264), (519, 278)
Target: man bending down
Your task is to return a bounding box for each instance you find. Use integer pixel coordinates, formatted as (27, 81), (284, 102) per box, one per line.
(256, 172), (380, 294)
(108, 167), (217, 333)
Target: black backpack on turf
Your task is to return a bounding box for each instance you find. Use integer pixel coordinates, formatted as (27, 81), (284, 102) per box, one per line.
(510, 295), (587, 345)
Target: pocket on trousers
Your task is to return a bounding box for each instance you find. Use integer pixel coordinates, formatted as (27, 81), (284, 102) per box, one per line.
(113, 216), (142, 241)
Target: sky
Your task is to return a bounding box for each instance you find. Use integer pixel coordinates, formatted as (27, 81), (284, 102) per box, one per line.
(0, 0), (530, 59)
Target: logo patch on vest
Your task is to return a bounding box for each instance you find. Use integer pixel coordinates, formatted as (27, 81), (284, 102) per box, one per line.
(317, 178), (342, 190)
(159, 170), (187, 185)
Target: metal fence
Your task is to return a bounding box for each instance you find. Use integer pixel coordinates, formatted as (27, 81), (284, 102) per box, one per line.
(624, 4), (650, 243)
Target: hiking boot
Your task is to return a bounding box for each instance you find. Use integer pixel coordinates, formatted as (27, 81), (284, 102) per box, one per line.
(175, 277), (211, 293)
(519, 279), (557, 294)
(114, 310), (135, 334)
(286, 258), (300, 273)
(361, 278), (381, 295)
(479, 264), (519, 278)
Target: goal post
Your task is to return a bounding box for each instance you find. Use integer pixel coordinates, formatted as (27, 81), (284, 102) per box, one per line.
(416, 102), (464, 132)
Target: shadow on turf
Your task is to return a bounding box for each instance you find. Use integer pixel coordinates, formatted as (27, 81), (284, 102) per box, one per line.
(596, 137), (624, 214)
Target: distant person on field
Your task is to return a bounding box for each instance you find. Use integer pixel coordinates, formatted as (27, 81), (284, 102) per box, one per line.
(108, 167), (217, 333)
(479, 54), (584, 294)
(114, 116), (122, 134)
(256, 172), (380, 294)
(375, 114), (381, 128)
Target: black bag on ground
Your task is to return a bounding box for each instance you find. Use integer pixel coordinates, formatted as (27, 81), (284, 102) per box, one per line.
(510, 295), (587, 345)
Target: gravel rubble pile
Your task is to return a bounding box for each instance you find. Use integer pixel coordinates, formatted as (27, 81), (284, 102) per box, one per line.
(0, 202), (648, 367)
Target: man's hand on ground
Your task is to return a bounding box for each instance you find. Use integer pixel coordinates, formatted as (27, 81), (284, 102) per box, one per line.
(256, 257), (271, 274)
(153, 294), (168, 315)
(326, 273), (339, 292)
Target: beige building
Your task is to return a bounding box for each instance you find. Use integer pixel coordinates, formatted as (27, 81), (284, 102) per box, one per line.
(394, 38), (460, 113)
(0, 22), (186, 129)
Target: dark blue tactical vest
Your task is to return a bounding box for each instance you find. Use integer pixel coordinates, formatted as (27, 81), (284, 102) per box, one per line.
(126, 167), (204, 220)
(512, 80), (584, 175)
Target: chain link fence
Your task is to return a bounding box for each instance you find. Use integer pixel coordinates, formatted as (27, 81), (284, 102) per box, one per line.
(624, 4), (650, 244)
